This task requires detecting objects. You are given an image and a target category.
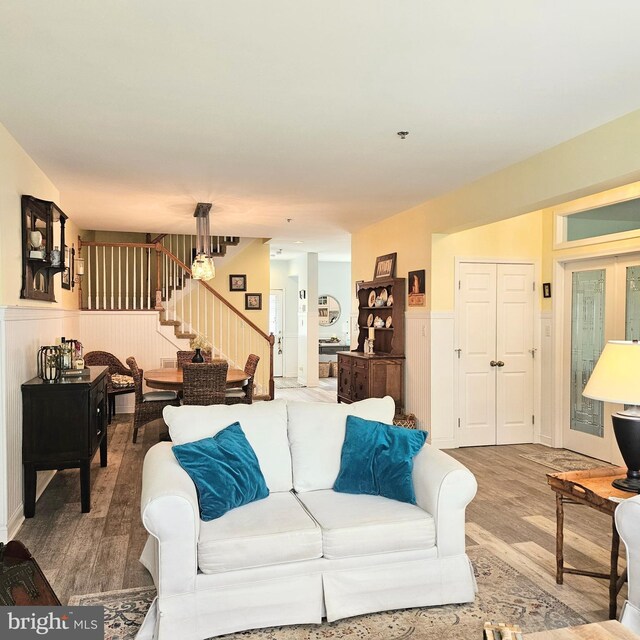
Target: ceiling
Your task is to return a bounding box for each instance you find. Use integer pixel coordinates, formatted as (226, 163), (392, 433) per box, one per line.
(2, 1), (640, 260)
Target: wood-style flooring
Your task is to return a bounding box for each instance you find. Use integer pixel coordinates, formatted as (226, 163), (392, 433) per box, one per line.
(16, 394), (626, 622)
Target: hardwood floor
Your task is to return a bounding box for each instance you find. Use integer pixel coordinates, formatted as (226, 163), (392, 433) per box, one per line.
(16, 411), (626, 622)
(274, 377), (337, 402)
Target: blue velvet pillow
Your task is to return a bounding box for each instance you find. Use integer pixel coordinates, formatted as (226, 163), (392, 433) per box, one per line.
(333, 415), (427, 504)
(172, 422), (269, 521)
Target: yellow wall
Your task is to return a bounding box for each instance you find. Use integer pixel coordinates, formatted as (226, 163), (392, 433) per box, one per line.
(211, 238), (271, 333)
(431, 211), (544, 311)
(351, 206), (431, 310)
(352, 109), (640, 316)
(0, 122), (83, 309)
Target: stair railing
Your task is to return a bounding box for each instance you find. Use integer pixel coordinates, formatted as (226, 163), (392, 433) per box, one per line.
(78, 238), (275, 399)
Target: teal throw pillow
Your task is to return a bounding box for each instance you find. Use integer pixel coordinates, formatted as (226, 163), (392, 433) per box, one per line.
(334, 415), (427, 504)
(172, 422), (269, 521)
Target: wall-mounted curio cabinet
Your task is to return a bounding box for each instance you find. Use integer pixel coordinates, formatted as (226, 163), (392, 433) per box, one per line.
(21, 195), (67, 302)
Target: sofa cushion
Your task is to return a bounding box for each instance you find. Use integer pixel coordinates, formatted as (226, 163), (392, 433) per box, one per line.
(287, 396), (396, 492)
(172, 423), (269, 521)
(198, 491), (322, 574)
(334, 415), (427, 504)
(296, 489), (435, 559)
(163, 399), (292, 492)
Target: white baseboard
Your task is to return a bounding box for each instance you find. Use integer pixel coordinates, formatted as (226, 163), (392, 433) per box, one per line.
(6, 469), (55, 541)
(430, 438), (458, 450)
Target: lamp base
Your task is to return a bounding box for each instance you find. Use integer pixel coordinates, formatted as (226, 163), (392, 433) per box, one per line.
(612, 413), (640, 494)
(612, 477), (640, 493)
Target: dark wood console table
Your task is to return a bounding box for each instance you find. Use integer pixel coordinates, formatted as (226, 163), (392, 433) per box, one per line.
(22, 366), (108, 516)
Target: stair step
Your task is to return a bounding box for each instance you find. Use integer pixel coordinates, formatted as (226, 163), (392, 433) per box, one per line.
(220, 236), (240, 246)
(160, 320), (181, 326)
(176, 332), (197, 340)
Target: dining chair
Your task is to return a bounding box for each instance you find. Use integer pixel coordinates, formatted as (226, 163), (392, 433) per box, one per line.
(126, 356), (180, 443)
(176, 350), (212, 369)
(224, 354), (260, 405)
(84, 351), (135, 423)
(182, 361), (229, 406)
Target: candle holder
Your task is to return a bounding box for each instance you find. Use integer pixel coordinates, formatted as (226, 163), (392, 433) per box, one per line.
(365, 338), (375, 355)
(37, 346), (61, 383)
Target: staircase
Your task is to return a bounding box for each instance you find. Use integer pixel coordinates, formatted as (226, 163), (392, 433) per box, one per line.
(78, 236), (274, 398)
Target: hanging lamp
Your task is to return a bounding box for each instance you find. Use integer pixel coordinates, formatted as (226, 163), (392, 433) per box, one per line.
(192, 202), (216, 281)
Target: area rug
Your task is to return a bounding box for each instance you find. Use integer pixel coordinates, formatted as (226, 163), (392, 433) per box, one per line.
(275, 378), (305, 389)
(69, 547), (585, 639)
(519, 448), (613, 472)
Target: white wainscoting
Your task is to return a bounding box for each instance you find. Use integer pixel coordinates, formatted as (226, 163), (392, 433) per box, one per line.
(429, 312), (457, 449)
(538, 312), (553, 446)
(79, 311), (190, 414)
(404, 311), (430, 433)
(0, 306), (80, 542)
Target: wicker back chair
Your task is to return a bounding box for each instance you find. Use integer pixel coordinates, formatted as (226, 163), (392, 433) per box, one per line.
(182, 361), (229, 406)
(177, 350), (212, 369)
(126, 356), (180, 443)
(225, 354), (260, 405)
(84, 350), (135, 423)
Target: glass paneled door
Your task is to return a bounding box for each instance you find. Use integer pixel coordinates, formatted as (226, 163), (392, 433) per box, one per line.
(563, 255), (640, 462)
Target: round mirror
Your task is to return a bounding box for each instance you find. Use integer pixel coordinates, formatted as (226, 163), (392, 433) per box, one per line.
(318, 294), (341, 326)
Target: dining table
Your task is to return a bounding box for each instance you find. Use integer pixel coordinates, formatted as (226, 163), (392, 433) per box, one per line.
(144, 367), (249, 391)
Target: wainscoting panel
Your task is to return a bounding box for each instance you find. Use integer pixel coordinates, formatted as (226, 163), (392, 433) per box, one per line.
(404, 312), (430, 432)
(79, 311), (189, 413)
(0, 306), (79, 541)
(538, 312), (553, 446)
(429, 312), (457, 448)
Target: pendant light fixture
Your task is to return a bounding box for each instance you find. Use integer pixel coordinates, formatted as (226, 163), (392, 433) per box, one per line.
(192, 202), (216, 281)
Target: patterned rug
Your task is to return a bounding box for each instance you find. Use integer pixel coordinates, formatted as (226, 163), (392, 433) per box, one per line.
(69, 547), (585, 639)
(519, 448), (613, 472)
(275, 378), (306, 389)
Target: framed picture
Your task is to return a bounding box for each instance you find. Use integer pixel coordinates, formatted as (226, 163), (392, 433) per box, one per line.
(543, 282), (552, 298)
(229, 274), (247, 291)
(374, 253), (397, 279)
(408, 269), (426, 307)
(245, 293), (262, 310)
(61, 245), (72, 290)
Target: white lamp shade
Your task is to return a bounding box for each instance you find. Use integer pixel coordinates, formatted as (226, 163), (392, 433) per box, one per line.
(583, 341), (640, 405)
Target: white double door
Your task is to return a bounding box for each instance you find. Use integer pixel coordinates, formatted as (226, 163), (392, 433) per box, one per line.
(457, 262), (535, 446)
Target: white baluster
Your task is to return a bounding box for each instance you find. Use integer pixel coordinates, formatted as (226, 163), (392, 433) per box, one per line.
(110, 246), (114, 310)
(147, 248), (151, 310)
(102, 245), (107, 310)
(139, 247), (144, 310)
(118, 247), (122, 309)
(133, 246), (137, 310)
(125, 247), (129, 310)
(87, 245), (92, 310)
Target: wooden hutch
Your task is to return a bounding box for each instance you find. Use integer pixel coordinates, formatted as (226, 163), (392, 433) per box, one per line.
(337, 277), (405, 413)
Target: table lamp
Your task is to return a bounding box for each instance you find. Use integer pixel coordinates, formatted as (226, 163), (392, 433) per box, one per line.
(583, 340), (640, 492)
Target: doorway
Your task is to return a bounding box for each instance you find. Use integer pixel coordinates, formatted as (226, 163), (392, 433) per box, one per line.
(562, 254), (640, 462)
(269, 289), (284, 377)
(457, 262), (535, 446)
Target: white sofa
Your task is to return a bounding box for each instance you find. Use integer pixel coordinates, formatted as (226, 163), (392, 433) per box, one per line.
(615, 495), (640, 632)
(136, 396), (478, 640)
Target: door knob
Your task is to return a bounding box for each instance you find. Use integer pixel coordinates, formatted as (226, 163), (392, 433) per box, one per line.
(490, 360), (498, 367)
(496, 361), (505, 367)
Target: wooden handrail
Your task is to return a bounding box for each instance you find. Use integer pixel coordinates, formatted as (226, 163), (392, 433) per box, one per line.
(156, 244), (272, 342)
(80, 241), (156, 249)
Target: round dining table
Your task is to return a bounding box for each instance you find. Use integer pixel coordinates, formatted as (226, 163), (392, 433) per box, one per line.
(144, 367), (249, 391)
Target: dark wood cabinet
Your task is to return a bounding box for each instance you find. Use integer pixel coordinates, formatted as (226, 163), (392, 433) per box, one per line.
(22, 366), (108, 516)
(337, 352), (405, 412)
(337, 276), (406, 412)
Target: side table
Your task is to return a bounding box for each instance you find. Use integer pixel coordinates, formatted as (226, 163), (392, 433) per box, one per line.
(547, 467), (633, 619)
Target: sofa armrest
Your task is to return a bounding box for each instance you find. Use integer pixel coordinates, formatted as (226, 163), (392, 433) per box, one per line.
(412, 444), (477, 558)
(141, 442), (200, 597)
(616, 495), (640, 608)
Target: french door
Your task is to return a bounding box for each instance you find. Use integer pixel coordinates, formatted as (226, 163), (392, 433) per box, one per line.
(563, 254), (640, 462)
(457, 262), (535, 446)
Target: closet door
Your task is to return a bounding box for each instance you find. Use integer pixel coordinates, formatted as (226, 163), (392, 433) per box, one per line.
(459, 263), (498, 446)
(458, 262), (535, 447)
(495, 264), (535, 444)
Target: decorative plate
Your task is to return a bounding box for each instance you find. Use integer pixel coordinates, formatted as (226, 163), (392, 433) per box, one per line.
(386, 316), (393, 328)
(387, 294), (394, 306)
(367, 313), (374, 327)
(380, 288), (388, 303)
(368, 290), (376, 307)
